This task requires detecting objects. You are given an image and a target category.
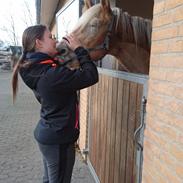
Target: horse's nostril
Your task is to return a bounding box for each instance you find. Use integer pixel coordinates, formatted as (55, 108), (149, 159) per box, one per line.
(59, 48), (68, 55)
(60, 49), (66, 54)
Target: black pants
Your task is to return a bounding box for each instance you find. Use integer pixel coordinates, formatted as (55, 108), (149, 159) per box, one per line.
(38, 143), (75, 183)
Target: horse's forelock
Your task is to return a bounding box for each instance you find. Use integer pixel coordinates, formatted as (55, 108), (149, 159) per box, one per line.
(73, 4), (108, 32)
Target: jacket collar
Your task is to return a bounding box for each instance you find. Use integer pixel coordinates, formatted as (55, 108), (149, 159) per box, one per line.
(25, 52), (53, 64)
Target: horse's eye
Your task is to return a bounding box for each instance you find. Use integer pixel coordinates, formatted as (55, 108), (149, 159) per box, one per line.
(90, 25), (97, 34)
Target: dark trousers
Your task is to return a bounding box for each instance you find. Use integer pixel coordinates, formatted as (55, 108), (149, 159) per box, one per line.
(38, 143), (75, 183)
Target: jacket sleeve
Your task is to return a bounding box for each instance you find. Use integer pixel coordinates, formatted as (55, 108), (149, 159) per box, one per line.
(46, 47), (99, 92)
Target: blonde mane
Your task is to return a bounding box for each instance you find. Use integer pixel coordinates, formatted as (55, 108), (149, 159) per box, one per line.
(73, 4), (151, 51)
(112, 7), (152, 51)
(73, 4), (102, 32)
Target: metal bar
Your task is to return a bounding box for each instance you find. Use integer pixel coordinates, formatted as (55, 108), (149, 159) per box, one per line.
(135, 96), (147, 183)
(98, 68), (149, 85)
(87, 160), (101, 183)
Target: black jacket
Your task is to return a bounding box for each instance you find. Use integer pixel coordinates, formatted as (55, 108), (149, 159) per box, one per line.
(19, 47), (98, 145)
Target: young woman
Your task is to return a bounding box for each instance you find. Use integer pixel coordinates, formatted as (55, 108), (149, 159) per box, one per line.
(12, 24), (106, 183)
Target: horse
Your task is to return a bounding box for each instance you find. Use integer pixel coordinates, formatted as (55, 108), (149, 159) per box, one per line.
(56, 0), (152, 74)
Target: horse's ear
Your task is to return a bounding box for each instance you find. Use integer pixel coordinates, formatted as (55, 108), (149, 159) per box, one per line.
(100, 0), (111, 12)
(82, 0), (93, 13)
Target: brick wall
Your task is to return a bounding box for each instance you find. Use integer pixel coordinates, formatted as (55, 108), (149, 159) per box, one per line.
(142, 0), (183, 182)
(78, 88), (88, 158)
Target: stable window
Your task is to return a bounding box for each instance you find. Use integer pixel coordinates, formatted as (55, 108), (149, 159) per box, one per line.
(56, 0), (82, 41)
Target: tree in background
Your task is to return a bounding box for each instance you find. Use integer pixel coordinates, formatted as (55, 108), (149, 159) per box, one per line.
(0, 0), (35, 46)
(22, 0), (34, 27)
(0, 15), (19, 46)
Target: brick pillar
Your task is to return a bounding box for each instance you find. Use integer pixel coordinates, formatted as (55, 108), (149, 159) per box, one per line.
(142, 0), (183, 182)
(78, 88), (89, 159)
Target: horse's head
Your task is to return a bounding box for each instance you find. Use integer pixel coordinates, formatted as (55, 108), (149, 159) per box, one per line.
(56, 0), (113, 68)
(56, 0), (152, 74)
(72, 0), (113, 50)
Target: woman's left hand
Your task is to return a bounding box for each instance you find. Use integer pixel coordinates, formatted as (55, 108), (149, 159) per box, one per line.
(63, 34), (82, 51)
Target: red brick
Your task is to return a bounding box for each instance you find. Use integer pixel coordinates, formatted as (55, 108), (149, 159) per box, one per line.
(151, 40), (169, 54)
(152, 26), (178, 40)
(169, 144), (183, 163)
(174, 86), (183, 100)
(150, 54), (183, 69)
(179, 23), (183, 36)
(177, 132), (183, 146)
(142, 148), (159, 182)
(176, 163), (183, 179)
(153, 12), (173, 27)
(172, 5), (183, 22)
(165, 98), (183, 115)
(149, 80), (183, 100)
(161, 125), (178, 140)
(154, 158), (182, 183)
(146, 160), (165, 183)
(149, 66), (167, 80)
(154, 0), (165, 14)
(144, 127), (168, 149)
(148, 80), (174, 97)
(150, 66), (183, 84)
(147, 113), (178, 142)
(142, 165), (156, 183)
(165, 70), (183, 83)
(160, 151), (177, 170)
(155, 109), (183, 130)
(148, 91), (183, 115)
(165, 0), (183, 10)
(168, 40), (183, 52)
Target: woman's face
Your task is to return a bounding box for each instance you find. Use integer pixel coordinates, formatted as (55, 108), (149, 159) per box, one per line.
(36, 29), (57, 57)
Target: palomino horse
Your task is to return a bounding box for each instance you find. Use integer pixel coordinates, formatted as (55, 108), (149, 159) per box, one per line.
(56, 0), (152, 74)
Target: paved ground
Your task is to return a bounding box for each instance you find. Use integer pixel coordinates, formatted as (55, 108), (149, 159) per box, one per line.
(0, 70), (95, 183)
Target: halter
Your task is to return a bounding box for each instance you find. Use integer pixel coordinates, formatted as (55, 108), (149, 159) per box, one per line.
(87, 12), (115, 52)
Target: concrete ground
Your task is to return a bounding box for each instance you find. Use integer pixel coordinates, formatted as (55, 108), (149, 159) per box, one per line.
(0, 70), (95, 183)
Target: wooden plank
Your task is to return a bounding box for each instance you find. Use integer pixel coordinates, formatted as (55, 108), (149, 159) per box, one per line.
(119, 80), (130, 183)
(125, 82), (138, 183)
(108, 77), (118, 183)
(99, 75), (106, 183)
(95, 78), (101, 176)
(135, 84), (143, 129)
(98, 75), (104, 181)
(104, 76), (113, 183)
(90, 82), (98, 169)
(89, 86), (94, 164)
(113, 79), (124, 183)
(100, 75), (109, 183)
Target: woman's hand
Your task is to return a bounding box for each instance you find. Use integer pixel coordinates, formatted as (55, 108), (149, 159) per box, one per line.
(63, 34), (82, 51)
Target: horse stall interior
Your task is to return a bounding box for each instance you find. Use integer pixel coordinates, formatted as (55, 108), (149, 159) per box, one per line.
(78, 0), (154, 183)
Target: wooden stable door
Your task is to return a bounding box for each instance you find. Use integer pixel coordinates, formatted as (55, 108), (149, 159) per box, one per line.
(87, 71), (147, 183)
